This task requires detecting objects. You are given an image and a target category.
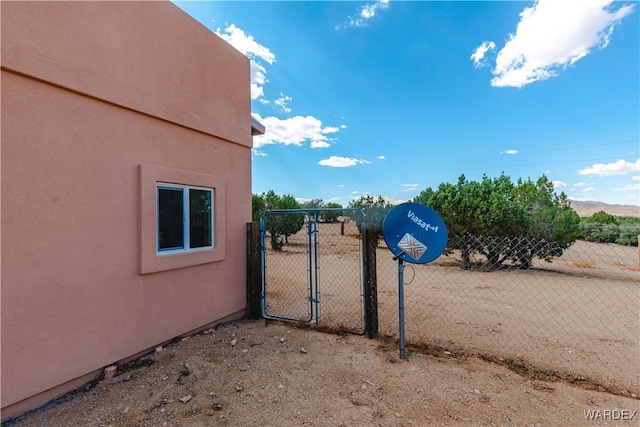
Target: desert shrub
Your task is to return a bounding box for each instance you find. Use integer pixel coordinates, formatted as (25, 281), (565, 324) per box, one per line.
(615, 223), (640, 246)
(413, 174), (581, 270)
(580, 215), (639, 246)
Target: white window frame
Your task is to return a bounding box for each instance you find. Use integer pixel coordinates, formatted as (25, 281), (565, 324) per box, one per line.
(156, 183), (214, 254)
(140, 165), (226, 275)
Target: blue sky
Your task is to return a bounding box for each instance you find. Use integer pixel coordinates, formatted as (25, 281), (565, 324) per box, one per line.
(174, 0), (639, 207)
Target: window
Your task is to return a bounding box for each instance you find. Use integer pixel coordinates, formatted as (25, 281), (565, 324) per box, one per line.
(157, 184), (213, 253)
(140, 165), (225, 274)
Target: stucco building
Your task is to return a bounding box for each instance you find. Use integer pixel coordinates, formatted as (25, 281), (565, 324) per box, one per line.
(1, 1), (262, 417)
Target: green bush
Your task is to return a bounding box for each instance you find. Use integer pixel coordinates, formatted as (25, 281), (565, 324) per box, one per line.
(412, 174), (581, 269)
(579, 214), (639, 246)
(320, 202), (343, 223)
(615, 223), (640, 246)
(256, 190), (305, 250)
(347, 195), (393, 239)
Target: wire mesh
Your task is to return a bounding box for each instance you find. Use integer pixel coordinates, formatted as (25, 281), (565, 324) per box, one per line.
(261, 210), (365, 333)
(259, 215), (638, 395)
(261, 211), (313, 322)
(375, 235), (639, 395)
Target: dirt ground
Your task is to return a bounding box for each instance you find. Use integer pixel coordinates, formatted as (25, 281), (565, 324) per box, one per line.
(7, 219), (639, 426)
(263, 221), (639, 393)
(7, 319), (639, 427)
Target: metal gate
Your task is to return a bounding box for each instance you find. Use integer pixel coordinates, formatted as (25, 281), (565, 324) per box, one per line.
(260, 208), (365, 333)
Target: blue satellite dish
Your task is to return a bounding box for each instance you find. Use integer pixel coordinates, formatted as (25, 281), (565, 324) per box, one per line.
(382, 202), (448, 264)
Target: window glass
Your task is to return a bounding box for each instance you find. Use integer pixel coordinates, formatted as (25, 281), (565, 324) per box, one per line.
(156, 184), (213, 253)
(189, 188), (213, 248)
(141, 165), (225, 274)
(158, 187), (184, 251)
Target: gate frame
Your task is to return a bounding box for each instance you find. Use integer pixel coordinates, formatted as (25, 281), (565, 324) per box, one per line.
(260, 209), (314, 322)
(258, 208), (368, 330)
(247, 211), (378, 337)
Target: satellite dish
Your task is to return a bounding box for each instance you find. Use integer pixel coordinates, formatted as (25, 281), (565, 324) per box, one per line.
(382, 202), (448, 264)
(383, 202), (449, 360)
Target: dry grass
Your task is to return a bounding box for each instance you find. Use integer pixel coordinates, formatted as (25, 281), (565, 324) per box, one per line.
(570, 261), (597, 269)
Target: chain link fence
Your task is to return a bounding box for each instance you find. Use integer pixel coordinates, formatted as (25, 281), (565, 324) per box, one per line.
(260, 211), (366, 334)
(255, 216), (639, 396)
(375, 234), (639, 395)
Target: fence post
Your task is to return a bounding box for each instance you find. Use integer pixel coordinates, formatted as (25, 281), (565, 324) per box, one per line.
(363, 223), (379, 338)
(246, 222), (262, 320)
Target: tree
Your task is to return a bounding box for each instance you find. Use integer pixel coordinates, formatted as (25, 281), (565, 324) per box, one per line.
(260, 191), (283, 250)
(299, 199), (344, 222)
(278, 194), (305, 243)
(413, 173), (580, 270)
(321, 202), (343, 223)
(300, 199), (324, 210)
(584, 211), (619, 225)
(260, 190), (305, 250)
(347, 195), (393, 240)
(252, 193), (265, 222)
(511, 176), (581, 268)
(413, 174), (529, 268)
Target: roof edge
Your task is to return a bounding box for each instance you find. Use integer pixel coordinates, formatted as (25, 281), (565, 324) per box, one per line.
(251, 117), (265, 136)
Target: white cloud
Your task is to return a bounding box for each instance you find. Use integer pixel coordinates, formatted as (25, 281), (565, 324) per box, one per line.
(318, 156), (371, 168)
(216, 24), (276, 101)
(386, 196), (407, 206)
(582, 187), (597, 192)
(347, 0), (390, 28)
(573, 182), (592, 187)
(578, 159), (640, 176)
(633, 175), (640, 181)
(612, 183), (640, 192)
(250, 62), (267, 100)
(252, 114), (339, 148)
(216, 24), (275, 64)
(378, 155), (386, 160)
(470, 41), (496, 68)
(274, 93), (292, 113)
(322, 126), (340, 134)
(474, 0), (635, 88)
(505, 149), (518, 155)
(553, 180), (567, 189)
(362, 0), (389, 18)
(310, 141), (331, 149)
(401, 184), (419, 192)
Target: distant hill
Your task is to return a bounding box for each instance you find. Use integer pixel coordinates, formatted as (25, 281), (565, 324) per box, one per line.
(569, 200), (640, 218)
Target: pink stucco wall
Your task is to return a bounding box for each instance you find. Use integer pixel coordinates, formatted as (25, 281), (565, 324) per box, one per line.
(1, 1), (253, 416)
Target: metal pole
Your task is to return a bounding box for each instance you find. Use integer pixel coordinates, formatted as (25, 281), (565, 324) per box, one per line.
(313, 211), (320, 326)
(398, 257), (406, 359)
(363, 223), (379, 338)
